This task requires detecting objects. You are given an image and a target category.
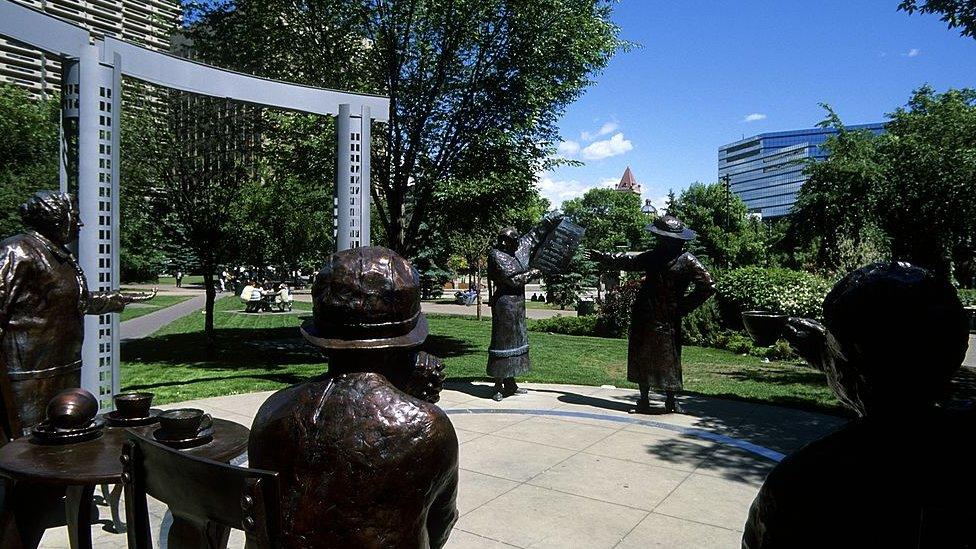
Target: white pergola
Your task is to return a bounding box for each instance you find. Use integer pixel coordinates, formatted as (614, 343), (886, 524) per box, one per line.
(0, 0), (388, 409)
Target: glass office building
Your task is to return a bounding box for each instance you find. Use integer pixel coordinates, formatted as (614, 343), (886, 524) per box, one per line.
(718, 123), (885, 218)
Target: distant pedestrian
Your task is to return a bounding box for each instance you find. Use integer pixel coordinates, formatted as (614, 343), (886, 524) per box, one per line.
(175, 269), (184, 288)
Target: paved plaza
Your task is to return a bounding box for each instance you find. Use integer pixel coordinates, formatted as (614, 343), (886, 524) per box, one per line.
(38, 382), (846, 548)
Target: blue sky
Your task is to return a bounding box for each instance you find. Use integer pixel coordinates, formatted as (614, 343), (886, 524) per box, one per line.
(539, 1), (976, 209)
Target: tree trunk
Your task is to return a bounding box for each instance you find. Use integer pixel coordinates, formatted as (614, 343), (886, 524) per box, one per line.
(202, 267), (216, 350)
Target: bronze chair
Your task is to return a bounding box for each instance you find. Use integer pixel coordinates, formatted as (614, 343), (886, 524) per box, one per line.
(121, 432), (281, 549)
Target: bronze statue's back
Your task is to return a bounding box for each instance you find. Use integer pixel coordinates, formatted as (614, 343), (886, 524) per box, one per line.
(249, 373), (459, 548)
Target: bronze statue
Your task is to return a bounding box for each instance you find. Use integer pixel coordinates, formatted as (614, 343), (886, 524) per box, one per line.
(249, 246), (459, 548)
(743, 262), (975, 548)
(0, 191), (154, 441)
(589, 214), (714, 413)
(487, 215), (563, 401)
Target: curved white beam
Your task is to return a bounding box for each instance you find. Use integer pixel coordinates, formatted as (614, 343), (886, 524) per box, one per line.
(101, 37), (389, 122)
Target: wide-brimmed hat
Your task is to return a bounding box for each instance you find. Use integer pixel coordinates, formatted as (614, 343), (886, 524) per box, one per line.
(646, 214), (696, 241)
(301, 246), (428, 350)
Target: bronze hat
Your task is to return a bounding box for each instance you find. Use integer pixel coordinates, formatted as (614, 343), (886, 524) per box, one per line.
(301, 246), (428, 350)
(646, 214), (696, 241)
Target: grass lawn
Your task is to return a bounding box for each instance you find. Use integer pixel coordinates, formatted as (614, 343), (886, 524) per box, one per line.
(155, 275), (206, 286)
(121, 296), (841, 413)
(119, 295), (193, 322)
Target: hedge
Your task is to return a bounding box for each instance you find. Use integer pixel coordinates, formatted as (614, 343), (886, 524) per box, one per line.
(715, 267), (832, 320)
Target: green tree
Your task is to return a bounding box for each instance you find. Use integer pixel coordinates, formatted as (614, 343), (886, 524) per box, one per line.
(668, 181), (769, 270)
(119, 91), (172, 282)
(184, 0), (624, 256)
(562, 188), (646, 252)
(0, 84), (58, 238)
(877, 86), (976, 281)
(898, 0), (976, 38)
(790, 109), (887, 274)
(793, 87), (976, 283)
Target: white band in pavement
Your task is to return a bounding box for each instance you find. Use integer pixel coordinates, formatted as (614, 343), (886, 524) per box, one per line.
(445, 408), (786, 462)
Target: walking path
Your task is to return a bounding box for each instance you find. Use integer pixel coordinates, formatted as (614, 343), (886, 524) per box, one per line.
(966, 335), (976, 368)
(120, 293), (207, 340)
(38, 382), (846, 548)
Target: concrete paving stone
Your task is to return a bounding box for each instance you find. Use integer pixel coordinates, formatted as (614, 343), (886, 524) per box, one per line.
(457, 484), (648, 549)
(457, 469), (521, 516)
(694, 445), (777, 487)
(459, 434), (575, 483)
(492, 416), (618, 451)
(528, 453), (689, 511)
(445, 529), (522, 548)
(584, 429), (715, 472)
(455, 427), (487, 444)
(654, 473), (760, 532)
(448, 413), (534, 435)
(614, 512), (744, 549)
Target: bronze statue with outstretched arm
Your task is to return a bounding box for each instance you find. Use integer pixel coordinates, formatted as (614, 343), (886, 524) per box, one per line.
(0, 191), (155, 440)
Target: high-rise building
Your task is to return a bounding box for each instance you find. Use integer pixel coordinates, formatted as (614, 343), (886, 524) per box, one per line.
(718, 123), (885, 218)
(0, 0), (181, 98)
(615, 165), (641, 195)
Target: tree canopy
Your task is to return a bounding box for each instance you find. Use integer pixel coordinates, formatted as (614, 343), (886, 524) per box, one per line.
(793, 86), (976, 284)
(898, 0), (976, 38)
(184, 0), (625, 256)
(668, 182), (770, 270)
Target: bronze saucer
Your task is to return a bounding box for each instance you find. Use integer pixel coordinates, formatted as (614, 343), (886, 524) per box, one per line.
(104, 408), (161, 427)
(152, 426), (214, 449)
(31, 417), (105, 445)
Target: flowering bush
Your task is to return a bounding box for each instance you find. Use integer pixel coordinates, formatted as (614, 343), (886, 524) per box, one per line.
(716, 267), (832, 320)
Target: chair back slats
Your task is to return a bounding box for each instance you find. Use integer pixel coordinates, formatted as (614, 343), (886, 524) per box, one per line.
(121, 431), (281, 548)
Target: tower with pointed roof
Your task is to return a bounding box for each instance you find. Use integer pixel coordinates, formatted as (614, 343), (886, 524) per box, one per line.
(615, 166), (641, 195)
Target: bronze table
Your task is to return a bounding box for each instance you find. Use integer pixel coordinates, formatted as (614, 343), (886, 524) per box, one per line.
(0, 418), (249, 549)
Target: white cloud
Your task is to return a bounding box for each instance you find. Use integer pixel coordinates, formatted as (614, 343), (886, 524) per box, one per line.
(742, 113), (767, 123)
(557, 140), (580, 156)
(580, 121), (619, 142)
(647, 195), (670, 213)
(904, 48), (921, 57)
(580, 133), (633, 161)
(535, 174), (618, 207)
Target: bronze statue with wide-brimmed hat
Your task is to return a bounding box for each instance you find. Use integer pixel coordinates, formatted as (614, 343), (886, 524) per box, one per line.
(588, 213), (714, 413)
(249, 246), (458, 548)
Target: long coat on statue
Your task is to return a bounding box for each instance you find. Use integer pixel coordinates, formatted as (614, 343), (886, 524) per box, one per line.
(0, 231), (128, 439)
(486, 227), (546, 379)
(609, 250), (714, 391)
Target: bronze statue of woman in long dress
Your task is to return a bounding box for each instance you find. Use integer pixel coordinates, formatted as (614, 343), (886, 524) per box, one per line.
(589, 214), (714, 413)
(0, 191), (153, 440)
(487, 215), (562, 401)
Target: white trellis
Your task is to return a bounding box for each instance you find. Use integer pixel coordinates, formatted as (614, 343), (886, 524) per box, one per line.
(0, 0), (388, 410)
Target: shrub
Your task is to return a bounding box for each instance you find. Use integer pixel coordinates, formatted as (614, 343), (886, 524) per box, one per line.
(711, 330), (755, 355)
(528, 314), (598, 337)
(681, 298), (722, 346)
(716, 267), (832, 320)
(958, 288), (976, 307)
(595, 280), (641, 338)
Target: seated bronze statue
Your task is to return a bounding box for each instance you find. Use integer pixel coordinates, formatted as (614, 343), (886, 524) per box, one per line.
(249, 246), (458, 548)
(743, 262), (975, 548)
(0, 191), (153, 441)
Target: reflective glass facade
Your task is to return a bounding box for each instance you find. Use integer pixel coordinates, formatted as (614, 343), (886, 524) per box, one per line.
(718, 123), (885, 218)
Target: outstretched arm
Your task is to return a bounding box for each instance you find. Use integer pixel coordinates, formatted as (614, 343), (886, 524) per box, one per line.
(86, 288), (157, 315)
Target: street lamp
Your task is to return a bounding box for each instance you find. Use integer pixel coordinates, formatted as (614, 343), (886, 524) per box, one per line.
(721, 174), (732, 268)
